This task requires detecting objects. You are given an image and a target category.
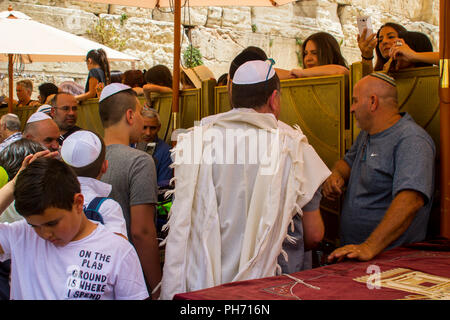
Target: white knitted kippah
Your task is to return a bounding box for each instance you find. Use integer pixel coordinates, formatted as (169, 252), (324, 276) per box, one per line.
(61, 130), (102, 168)
(26, 112), (52, 123)
(232, 59), (276, 85)
(99, 83), (132, 102)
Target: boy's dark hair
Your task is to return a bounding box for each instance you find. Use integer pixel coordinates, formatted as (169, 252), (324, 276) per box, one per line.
(232, 73), (280, 109)
(110, 70), (123, 84)
(38, 83), (59, 103)
(69, 131), (106, 179)
(14, 158), (81, 217)
(0, 138), (45, 181)
(229, 47), (268, 80)
(98, 88), (137, 128)
(302, 32), (348, 68)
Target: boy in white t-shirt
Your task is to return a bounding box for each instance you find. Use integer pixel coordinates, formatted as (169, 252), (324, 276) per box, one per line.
(0, 156), (149, 300)
(61, 130), (127, 239)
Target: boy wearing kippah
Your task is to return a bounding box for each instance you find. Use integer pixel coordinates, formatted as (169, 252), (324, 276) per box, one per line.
(0, 156), (148, 299)
(61, 130), (127, 239)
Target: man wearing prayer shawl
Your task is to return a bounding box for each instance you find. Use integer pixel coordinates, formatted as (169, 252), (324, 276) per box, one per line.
(160, 60), (331, 299)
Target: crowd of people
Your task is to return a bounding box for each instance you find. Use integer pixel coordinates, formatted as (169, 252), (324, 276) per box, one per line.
(0, 24), (440, 300)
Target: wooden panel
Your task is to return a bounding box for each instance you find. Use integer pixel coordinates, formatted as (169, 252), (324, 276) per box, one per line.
(214, 85), (231, 115)
(395, 66), (440, 153)
(279, 75), (347, 170)
(77, 98), (103, 137)
(179, 88), (201, 131)
(278, 75), (348, 246)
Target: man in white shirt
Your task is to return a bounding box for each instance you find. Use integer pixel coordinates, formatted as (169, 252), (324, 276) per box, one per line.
(161, 60), (330, 299)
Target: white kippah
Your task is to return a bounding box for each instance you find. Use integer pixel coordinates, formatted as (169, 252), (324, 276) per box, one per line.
(26, 112), (52, 124)
(233, 60), (276, 85)
(36, 104), (52, 115)
(5, 113), (19, 118)
(99, 83), (132, 102)
(61, 130), (102, 168)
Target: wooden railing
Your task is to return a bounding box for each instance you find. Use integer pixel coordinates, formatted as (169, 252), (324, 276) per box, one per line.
(3, 65), (440, 245)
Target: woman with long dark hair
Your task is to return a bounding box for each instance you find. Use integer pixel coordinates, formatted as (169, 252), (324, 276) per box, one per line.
(75, 48), (111, 102)
(359, 23), (438, 73)
(290, 32), (349, 78)
(358, 22), (406, 72)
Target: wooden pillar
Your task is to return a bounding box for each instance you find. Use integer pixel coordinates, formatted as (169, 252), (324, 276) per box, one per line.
(172, 0), (181, 131)
(8, 54), (13, 113)
(439, 0), (450, 238)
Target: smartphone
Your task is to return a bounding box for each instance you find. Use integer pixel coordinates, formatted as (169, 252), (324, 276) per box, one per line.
(357, 16), (373, 40)
(145, 142), (156, 156)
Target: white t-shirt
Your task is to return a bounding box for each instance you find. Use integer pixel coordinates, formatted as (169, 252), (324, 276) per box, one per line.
(78, 177), (128, 238)
(0, 220), (148, 300)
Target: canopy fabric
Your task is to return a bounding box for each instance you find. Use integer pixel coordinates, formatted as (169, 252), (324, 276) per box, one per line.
(76, 0), (294, 8)
(0, 11), (139, 63)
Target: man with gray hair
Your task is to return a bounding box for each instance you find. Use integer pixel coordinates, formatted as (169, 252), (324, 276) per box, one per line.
(23, 112), (60, 152)
(0, 114), (22, 152)
(136, 108), (173, 187)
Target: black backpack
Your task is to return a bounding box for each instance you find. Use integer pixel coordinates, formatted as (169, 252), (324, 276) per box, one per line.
(83, 197), (109, 225)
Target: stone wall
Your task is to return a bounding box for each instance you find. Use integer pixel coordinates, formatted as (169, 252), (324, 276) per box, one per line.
(0, 0), (439, 99)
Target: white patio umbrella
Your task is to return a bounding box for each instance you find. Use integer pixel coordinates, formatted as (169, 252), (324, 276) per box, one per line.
(77, 0), (296, 122)
(79, 0), (295, 7)
(0, 6), (139, 112)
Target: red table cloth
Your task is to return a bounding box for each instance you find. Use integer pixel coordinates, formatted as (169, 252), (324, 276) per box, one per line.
(174, 246), (450, 300)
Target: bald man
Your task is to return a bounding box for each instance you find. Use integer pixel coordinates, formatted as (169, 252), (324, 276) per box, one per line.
(23, 117), (60, 152)
(323, 73), (435, 262)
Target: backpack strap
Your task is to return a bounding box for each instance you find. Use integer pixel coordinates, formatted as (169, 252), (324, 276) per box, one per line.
(84, 197), (109, 225)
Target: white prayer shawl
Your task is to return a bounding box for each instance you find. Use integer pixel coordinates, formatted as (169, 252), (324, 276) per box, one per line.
(160, 110), (331, 300)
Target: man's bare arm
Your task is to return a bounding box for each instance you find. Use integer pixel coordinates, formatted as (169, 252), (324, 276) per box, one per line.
(328, 190), (425, 262)
(130, 204), (162, 299)
(302, 209), (324, 250)
(322, 160), (351, 201)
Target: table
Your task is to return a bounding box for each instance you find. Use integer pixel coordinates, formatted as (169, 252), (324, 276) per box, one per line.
(174, 244), (450, 300)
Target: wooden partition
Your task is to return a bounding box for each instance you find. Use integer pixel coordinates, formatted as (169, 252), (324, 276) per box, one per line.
(2, 68), (441, 243)
(280, 75), (349, 245)
(76, 98), (104, 137)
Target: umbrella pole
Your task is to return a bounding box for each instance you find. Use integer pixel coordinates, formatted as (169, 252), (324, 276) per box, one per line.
(172, 0), (181, 132)
(440, 0), (450, 238)
(8, 54), (13, 113)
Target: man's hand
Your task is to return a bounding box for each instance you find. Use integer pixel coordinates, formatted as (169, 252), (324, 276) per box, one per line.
(327, 242), (376, 263)
(322, 172), (345, 201)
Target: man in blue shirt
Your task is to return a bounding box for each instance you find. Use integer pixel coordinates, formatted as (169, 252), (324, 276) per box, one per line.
(323, 72), (435, 262)
(136, 108), (173, 187)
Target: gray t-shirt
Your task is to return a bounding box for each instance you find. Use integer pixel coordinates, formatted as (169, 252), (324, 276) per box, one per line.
(341, 112), (435, 249)
(278, 188), (322, 274)
(101, 144), (158, 238)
